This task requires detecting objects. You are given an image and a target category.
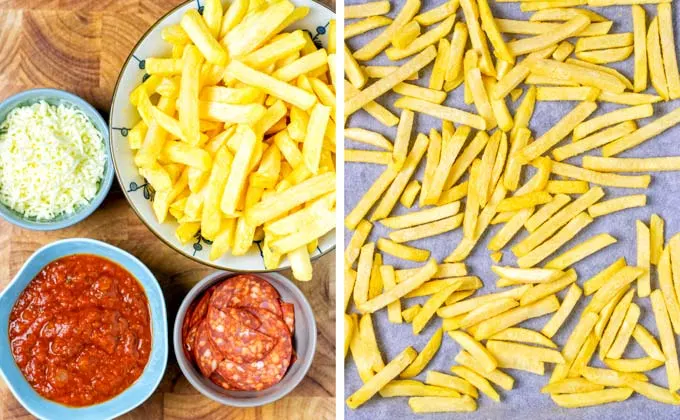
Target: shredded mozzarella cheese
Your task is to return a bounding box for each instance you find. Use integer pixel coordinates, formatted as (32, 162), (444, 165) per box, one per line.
(0, 101), (106, 220)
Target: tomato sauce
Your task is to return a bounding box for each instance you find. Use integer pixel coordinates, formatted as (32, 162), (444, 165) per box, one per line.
(8, 254), (152, 407)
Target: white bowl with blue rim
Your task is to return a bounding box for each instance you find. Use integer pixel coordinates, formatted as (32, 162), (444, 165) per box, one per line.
(109, 0), (335, 272)
(0, 238), (168, 420)
(0, 88), (114, 231)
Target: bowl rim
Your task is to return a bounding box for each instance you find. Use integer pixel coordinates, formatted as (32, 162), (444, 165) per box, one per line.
(108, 0), (336, 273)
(0, 88), (114, 231)
(172, 270), (317, 407)
(0, 238), (168, 419)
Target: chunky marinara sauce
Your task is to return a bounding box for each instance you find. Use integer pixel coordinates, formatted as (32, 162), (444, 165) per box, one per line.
(8, 254), (152, 407)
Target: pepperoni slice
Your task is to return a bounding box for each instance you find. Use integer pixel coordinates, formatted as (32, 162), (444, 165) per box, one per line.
(206, 306), (275, 364)
(193, 322), (224, 377)
(209, 371), (233, 390)
(211, 275), (282, 316)
(281, 302), (295, 335)
(183, 324), (200, 362)
(216, 309), (293, 391)
(189, 288), (214, 328)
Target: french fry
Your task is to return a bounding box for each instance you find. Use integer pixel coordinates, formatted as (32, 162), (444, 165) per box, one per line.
(344, 44), (367, 89)
(635, 220), (652, 297)
(574, 104), (653, 141)
(450, 365), (500, 402)
(457, 298), (518, 330)
(354, 242), (375, 307)
(486, 344), (546, 375)
(371, 133), (429, 220)
(577, 46), (633, 64)
(400, 180), (421, 208)
(550, 311), (599, 383)
(647, 17), (669, 100)
(497, 20), (611, 37)
(392, 109), (415, 168)
(445, 22), (469, 83)
(413, 281), (463, 334)
(528, 58), (626, 93)
(344, 313), (353, 358)
(446, 131), (489, 189)
(345, 165), (399, 230)
(459, 0), (496, 76)
(658, 246), (680, 334)
(437, 285), (530, 318)
(588, 194), (647, 218)
(632, 324), (666, 362)
(463, 160), (481, 239)
(455, 350), (515, 390)
(346, 346), (417, 409)
(606, 302), (640, 359)
(545, 233), (617, 270)
(348, 46), (438, 117)
(181, 9), (227, 65)
(420, 129), (443, 207)
(474, 295), (560, 340)
(536, 86), (593, 102)
(345, 80), (400, 127)
(352, 0), (421, 61)
(390, 214), (463, 243)
(517, 213), (593, 268)
(520, 269), (577, 306)
(429, 38), (450, 90)
(550, 161), (650, 189)
(542, 284), (582, 338)
(394, 97), (487, 131)
(381, 202), (460, 229)
(488, 208), (534, 251)
(359, 259), (439, 314)
(402, 305), (422, 322)
(513, 187), (604, 257)
(507, 15), (590, 56)
(521, 0), (588, 12)
(379, 380), (461, 398)
(490, 327), (557, 349)
(542, 378), (604, 394)
(603, 106), (680, 156)
(359, 313), (385, 372)
(583, 258), (627, 296)
(658, 3), (680, 99)
(586, 266), (644, 313)
(408, 396), (477, 413)
(491, 266), (564, 283)
(582, 366), (648, 387)
(603, 357), (665, 372)
(425, 126), (470, 204)
(530, 7), (606, 22)
(552, 121), (637, 161)
(518, 100), (597, 163)
(487, 340), (564, 364)
(626, 379), (680, 405)
(386, 16), (454, 61)
(397, 263), (469, 281)
(650, 214), (665, 265)
(345, 16), (392, 39)
(345, 150), (392, 165)
(525, 194), (570, 232)
(576, 33), (633, 52)
(415, 0), (459, 26)
(426, 371), (478, 398)
(550, 388), (633, 408)
(345, 1), (390, 19)
(400, 328), (443, 378)
(345, 267), (357, 311)
(467, 68), (497, 130)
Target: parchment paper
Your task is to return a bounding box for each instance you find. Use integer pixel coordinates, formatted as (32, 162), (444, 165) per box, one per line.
(344, 1), (680, 418)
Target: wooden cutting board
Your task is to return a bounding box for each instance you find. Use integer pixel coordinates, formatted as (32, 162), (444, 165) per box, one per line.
(0, 1), (336, 418)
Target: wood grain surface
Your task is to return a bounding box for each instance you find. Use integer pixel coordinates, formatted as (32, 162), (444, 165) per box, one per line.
(0, 1), (336, 419)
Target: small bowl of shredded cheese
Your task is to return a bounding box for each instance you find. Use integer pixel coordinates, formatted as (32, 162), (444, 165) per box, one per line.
(0, 88), (113, 230)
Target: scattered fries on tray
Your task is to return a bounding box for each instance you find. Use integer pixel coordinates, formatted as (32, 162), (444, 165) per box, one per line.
(128, 0), (336, 280)
(344, 0), (680, 413)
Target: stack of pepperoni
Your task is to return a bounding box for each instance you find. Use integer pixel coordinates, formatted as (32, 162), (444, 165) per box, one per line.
(182, 275), (296, 391)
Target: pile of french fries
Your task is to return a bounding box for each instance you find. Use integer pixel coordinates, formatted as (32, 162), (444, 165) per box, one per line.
(127, 0), (336, 280)
(344, 0), (680, 412)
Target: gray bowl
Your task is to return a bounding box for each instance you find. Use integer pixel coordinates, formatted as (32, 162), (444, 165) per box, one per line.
(173, 271), (317, 407)
(0, 88), (113, 231)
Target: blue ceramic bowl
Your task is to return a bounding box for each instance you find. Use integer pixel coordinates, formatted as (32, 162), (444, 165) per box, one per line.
(0, 88), (114, 231)
(0, 238), (168, 420)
